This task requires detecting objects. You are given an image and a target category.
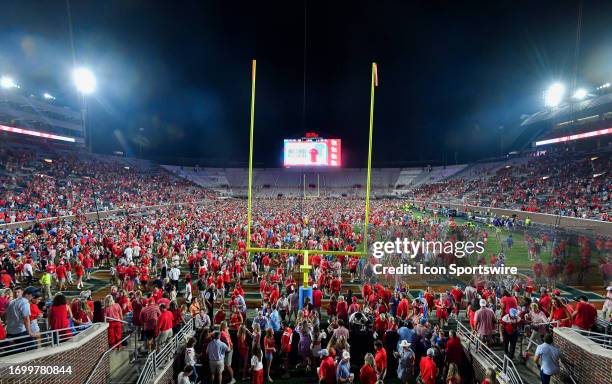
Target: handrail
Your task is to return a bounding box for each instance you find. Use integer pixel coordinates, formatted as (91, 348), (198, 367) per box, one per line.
(570, 328), (612, 349)
(84, 327), (134, 384)
(0, 324), (91, 357)
(136, 318), (195, 384)
(456, 321), (524, 384)
(105, 316), (129, 324)
(524, 328), (577, 384)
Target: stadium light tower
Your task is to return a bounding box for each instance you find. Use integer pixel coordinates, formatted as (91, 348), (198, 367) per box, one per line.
(1, 76), (19, 89)
(544, 82), (565, 107)
(72, 68), (96, 94)
(72, 67), (96, 152)
(572, 88), (587, 100)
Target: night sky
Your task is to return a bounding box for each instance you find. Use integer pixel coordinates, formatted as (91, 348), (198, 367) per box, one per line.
(1, 1), (611, 167)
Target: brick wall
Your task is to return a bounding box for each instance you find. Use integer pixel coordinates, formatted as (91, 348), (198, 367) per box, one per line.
(552, 327), (612, 384)
(0, 323), (109, 384)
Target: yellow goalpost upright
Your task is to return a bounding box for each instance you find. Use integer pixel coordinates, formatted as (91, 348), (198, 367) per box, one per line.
(245, 59), (378, 295)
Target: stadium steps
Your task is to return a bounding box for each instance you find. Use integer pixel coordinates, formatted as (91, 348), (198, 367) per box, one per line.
(108, 332), (149, 384)
(445, 315), (544, 384)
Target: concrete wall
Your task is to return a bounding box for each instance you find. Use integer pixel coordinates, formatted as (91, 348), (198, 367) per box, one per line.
(0, 323), (109, 384)
(410, 200), (612, 236)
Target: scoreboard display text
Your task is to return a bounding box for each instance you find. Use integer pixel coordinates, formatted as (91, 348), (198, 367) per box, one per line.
(283, 138), (341, 167)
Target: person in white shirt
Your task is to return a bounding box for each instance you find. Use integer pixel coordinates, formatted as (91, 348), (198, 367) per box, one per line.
(603, 286), (612, 320)
(183, 338), (198, 382)
(250, 345), (264, 384)
(22, 262), (34, 285)
(124, 246), (133, 262)
(195, 309), (211, 330)
(177, 364), (193, 384)
(169, 265), (181, 290)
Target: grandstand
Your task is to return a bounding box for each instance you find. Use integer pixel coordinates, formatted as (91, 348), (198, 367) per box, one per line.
(2, 2), (612, 383)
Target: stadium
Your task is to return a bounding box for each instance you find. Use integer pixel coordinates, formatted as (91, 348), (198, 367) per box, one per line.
(0, 1), (611, 384)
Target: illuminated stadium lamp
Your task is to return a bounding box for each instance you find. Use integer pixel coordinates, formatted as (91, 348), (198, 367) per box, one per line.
(572, 88), (587, 100)
(544, 82), (565, 107)
(72, 67), (96, 94)
(504, 165), (512, 169)
(0, 76), (19, 89)
(123, 166), (130, 170)
(591, 156), (599, 161)
(43, 92), (56, 100)
(43, 158), (53, 163)
(542, 176), (550, 180)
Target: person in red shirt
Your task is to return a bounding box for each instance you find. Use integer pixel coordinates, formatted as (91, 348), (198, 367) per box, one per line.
(348, 296), (361, 316)
(156, 303), (174, 350)
(56, 262), (67, 291)
(280, 322), (293, 376)
(348, 257), (358, 282)
(374, 340), (387, 380)
(419, 349), (438, 384)
(74, 261), (84, 290)
(445, 330), (463, 365)
(83, 256), (94, 281)
(229, 306), (243, 330)
(571, 295), (597, 330)
(0, 270), (13, 288)
(214, 305), (226, 325)
(318, 349), (336, 384)
(263, 327), (276, 383)
(312, 285), (323, 316)
(219, 321), (236, 384)
(359, 353), (377, 384)
(269, 284), (280, 306)
(500, 290), (518, 315)
(539, 290), (552, 316)
(336, 296), (348, 323)
(362, 283), (372, 304)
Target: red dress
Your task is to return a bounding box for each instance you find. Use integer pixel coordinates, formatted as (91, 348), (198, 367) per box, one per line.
(48, 305), (72, 339)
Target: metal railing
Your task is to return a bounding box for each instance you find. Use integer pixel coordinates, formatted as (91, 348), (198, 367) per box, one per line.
(520, 323), (577, 384)
(571, 328), (612, 349)
(0, 323), (91, 357)
(135, 318), (195, 384)
(456, 321), (524, 384)
(594, 318), (611, 335)
(84, 319), (134, 384)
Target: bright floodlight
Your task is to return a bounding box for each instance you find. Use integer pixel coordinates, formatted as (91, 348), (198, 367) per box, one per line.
(72, 68), (96, 94)
(1, 76), (18, 89)
(544, 82), (565, 107)
(572, 88), (587, 100)
(43, 92), (55, 100)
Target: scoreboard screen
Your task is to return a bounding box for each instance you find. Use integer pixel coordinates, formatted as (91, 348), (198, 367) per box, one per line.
(283, 138), (342, 167)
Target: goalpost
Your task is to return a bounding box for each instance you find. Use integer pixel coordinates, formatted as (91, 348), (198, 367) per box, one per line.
(303, 173), (320, 198)
(245, 59), (378, 305)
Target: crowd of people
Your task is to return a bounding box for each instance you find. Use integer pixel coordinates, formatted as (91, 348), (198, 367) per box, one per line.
(0, 146), (213, 222)
(0, 146), (611, 384)
(410, 150), (612, 221)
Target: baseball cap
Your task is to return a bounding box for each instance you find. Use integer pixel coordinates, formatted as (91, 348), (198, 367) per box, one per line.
(342, 351), (350, 360)
(552, 289), (561, 295)
(23, 286), (41, 297)
(319, 349), (329, 357)
(606, 286), (612, 291)
(426, 348), (435, 356)
(509, 308), (518, 317)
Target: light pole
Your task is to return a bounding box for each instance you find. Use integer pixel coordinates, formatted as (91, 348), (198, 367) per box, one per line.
(72, 67), (96, 152)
